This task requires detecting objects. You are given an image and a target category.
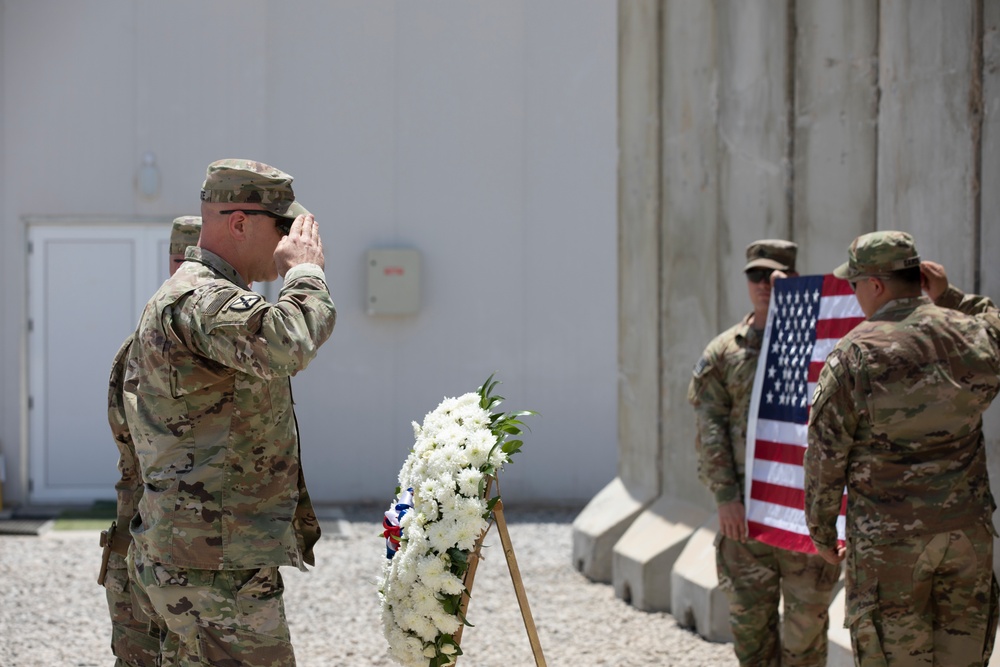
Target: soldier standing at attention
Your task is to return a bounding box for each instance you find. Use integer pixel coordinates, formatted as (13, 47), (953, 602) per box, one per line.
(121, 160), (336, 666)
(101, 216), (201, 667)
(689, 240), (842, 667)
(804, 231), (1000, 666)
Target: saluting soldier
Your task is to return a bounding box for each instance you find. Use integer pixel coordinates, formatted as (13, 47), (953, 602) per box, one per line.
(101, 215), (201, 667)
(121, 160), (337, 666)
(689, 240), (841, 667)
(805, 231), (1000, 666)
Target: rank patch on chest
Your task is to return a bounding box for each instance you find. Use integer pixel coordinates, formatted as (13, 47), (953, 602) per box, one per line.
(227, 294), (262, 312)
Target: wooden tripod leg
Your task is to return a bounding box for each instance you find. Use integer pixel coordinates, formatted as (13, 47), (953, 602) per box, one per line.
(452, 477), (493, 656)
(493, 499), (547, 667)
(452, 529), (485, 651)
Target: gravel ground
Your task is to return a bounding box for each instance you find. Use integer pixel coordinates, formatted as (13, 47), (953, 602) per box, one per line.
(0, 507), (737, 667)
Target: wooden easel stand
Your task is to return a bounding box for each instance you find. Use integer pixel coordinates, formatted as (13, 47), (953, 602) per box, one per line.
(451, 479), (546, 666)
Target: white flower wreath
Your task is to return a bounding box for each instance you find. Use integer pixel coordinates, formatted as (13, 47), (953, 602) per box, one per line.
(378, 376), (533, 667)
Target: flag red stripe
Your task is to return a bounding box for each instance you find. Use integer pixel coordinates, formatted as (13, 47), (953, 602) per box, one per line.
(749, 480), (804, 510)
(753, 440), (805, 466)
(747, 521), (817, 553)
(822, 274), (855, 296)
(815, 316), (865, 339)
(807, 361), (824, 383)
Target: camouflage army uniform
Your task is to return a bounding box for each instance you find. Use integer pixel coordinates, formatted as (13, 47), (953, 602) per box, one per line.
(805, 231), (1000, 666)
(101, 216), (201, 667)
(934, 284), (998, 316)
(105, 337), (159, 667)
(122, 161), (336, 666)
(689, 239), (840, 667)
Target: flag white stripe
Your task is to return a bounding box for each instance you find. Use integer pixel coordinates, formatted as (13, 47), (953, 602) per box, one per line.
(746, 501), (810, 536)
(751, 459), (804, 488)
(755, 418), (807, 446)
(810, 338), (839, 364)
(748, 500), (847, 538)
(817, 294), (859, 320)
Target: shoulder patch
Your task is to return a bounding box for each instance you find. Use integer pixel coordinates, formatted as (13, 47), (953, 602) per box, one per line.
(693, 357), (710, 377)
(226, 294), (262, 312)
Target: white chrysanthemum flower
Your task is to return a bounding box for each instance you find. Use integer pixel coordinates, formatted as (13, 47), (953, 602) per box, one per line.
(417, 478), (440, 507)
(437, 422), (467, 448)
(433, 474), (458, 507)
(457, 468), (483, 498)
(454, 516), (487, 552)
(430, 606), (463, 634)
(415, 554), (448, 586)
(409, 614), (439, 643)
(463, 429), (496, 469)
(436, 570), (466, 597)
(489, 446), (509, 470)
(427, 518), (463, 551)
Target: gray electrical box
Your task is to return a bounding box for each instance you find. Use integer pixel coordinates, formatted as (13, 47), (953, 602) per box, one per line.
(366, 248), (421, 315)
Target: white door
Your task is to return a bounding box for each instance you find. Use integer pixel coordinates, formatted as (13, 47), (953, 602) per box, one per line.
(27, 221), (170, 504)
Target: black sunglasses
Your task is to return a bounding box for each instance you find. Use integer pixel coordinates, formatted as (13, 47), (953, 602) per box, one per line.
(746, 268), (775, 284)
(219, 209), (292, 235)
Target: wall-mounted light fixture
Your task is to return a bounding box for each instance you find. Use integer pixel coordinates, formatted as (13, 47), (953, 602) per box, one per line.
(137, 151), (161, 199)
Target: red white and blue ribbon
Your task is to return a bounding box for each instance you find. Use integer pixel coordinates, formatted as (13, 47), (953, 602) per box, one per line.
(382, 488), (414, 559)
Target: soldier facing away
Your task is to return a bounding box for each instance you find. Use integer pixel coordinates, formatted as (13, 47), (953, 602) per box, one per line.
(120, 159), (337, 666)
(804, 230), (1000, 667)
(688, 240), (841, 667)
(101, 215), (201, 667)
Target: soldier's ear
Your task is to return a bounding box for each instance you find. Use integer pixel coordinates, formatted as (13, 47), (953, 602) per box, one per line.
(226, 212), (249, 240)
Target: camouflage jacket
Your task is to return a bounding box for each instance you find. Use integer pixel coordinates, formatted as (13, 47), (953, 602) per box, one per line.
(107, 335), (139, 568)
(804, 296), (1000, 551)
(688, 314), (762, 505)
(934, 284), (998, 316)
(123, 247), (336, 570)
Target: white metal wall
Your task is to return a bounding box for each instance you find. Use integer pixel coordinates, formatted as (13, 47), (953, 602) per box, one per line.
(0, 1), (618, 506)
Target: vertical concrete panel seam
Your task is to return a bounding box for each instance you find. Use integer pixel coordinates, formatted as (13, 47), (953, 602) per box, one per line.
(873, 0), (881, 233)
(785, 0), (797, 241)
(713, 0), (724, 330)
(655, 0), (665, 488)
(972, 0), (985, 293)
(131, 3), (139, 218)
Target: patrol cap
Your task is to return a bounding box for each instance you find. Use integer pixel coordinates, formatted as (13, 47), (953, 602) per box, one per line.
(744, 239), (797, 272)
(200, 159), (310, 219)
(169, 216), (201, 255)
(833, 231), (921, 280)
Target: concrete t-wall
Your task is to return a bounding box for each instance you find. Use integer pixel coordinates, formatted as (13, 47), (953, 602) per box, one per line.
(576, 0), (1000, 649)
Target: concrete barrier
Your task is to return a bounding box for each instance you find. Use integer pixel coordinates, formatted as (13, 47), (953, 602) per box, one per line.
(612, 495), (708, 612)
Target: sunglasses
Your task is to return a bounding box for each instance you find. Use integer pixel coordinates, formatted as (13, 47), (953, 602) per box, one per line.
(219, 209), (292, 235)
(848, 275), (892, 292)
(746, 268), (775, 284)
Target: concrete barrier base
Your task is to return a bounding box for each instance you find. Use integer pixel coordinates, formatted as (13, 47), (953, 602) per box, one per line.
(670, 513), (733, 643)
(612, 495), (709, 612)
(571, 476), (651, 583)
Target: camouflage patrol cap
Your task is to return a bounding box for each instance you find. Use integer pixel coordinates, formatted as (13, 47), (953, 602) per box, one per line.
(200, 159), (310, 219)
(744, 239), (797, 272)
(833, 231), (921, 280)
(169, 216), (201, 255)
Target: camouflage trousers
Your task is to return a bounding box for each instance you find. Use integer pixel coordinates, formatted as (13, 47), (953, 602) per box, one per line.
(846, 524), (999, 667)
(104, 552), (160, 667)
(127, 549), (296, 667)
(716, 536), (842, 667)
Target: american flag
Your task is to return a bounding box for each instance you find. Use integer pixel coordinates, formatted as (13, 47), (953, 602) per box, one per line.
(744, 274), (864, 553)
